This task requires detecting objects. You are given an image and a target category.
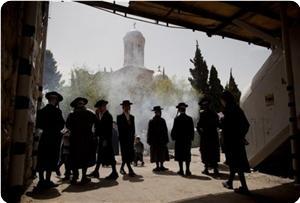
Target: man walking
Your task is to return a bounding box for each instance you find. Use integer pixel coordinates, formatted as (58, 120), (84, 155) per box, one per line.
(197, 97), (220, 175)
(89, 99), (118, 180)
(117, 100), (136, 177)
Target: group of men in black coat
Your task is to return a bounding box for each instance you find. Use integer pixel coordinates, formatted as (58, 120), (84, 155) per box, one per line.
(36, 93), (141, 188)
(36, 90), (250, 194)
(197, 92), (250, 194)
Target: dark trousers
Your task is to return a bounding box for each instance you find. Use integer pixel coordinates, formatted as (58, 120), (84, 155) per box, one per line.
(134, 152), (144, 164)
(57, 154), (71, 177)
(228, 169), (247, 188)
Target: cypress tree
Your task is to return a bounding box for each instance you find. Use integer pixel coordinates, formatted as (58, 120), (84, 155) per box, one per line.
(188, 40), (209, 96)
(43, 50), (63, 91)
(208, 65), (224, 112)
(225, 69), (241, 104)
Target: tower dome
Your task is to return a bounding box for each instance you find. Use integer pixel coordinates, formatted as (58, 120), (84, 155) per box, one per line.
(123, 27), (145, 67)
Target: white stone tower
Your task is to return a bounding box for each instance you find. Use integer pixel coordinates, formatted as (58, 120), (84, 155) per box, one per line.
(123, 25), (145, 68)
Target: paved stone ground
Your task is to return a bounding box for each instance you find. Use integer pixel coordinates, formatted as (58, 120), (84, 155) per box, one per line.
(22, 149), (300, 203)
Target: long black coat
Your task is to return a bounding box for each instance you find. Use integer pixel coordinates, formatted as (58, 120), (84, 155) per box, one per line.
(95, 111), (116, 165)
(147, 116), (169, 163)
(66, 108), (97, 169)
(171, 113), (194, 162)
(36, 104), (65, 171)
(221, 105), (250, 172)
(117, 113), (135, 162)
(197, 109), (220, 167)
(112, 126), (120, 155)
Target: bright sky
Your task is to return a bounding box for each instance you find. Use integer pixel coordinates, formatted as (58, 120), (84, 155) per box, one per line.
(46, 1), (272, 93)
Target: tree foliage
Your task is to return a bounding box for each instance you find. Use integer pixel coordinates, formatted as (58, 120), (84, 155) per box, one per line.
(208, 65), (224, 112)
(59, 67), (107, 118)
(225, 69), (241, 104)
(188, 41), (209, 96)
(43, 50), (64, 91)
(151, 76), (176, 105)
(188, 42), (226, 112)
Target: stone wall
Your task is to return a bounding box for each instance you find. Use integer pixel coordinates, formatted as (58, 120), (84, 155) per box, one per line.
(1, 2), (49, 201)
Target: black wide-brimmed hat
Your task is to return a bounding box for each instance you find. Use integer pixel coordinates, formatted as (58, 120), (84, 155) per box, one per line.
(94, 99), (108, 108)
(120, 100), (133, 106)
(152, 106), (163, 111)
(176, 102), (188, 108)
(199, 97), (210, 106)
(70, 97), (88, 107)
(45, 91), (63, 102)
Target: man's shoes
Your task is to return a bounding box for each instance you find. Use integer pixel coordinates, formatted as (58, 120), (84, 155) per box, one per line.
(46, 181), (59, 188)
(80, 177), (91, 185)
(105, 172), (119, 180)
(222, 181), (233, 189)
(177, 170), (184, 176)
(160, 166), (168, 171)
(70, 178), (78, 185)
(213, 168), (220, 176)
(36, 180), (47, 189)
(37, 180), (58, 189)
(128, 171), (136, 177)
(234, 187), (250, 195)
(120, 168), (127, 175)
(87, 171), (100, 178)
(152, 167), (160, 172)
(185, 170), (192, 176)
(202, 168), (209, 175)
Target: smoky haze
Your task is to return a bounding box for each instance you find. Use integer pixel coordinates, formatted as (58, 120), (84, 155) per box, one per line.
(95, 65), (199, 148)
(45, 2), (271, 148)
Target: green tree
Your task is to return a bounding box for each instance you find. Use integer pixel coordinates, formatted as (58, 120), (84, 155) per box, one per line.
(225, 69), (241, 104)
(43, 50), (64, 91)
(59, 67), (107, 118)
(188, 41), (209, 96)
(208, 65), (224, 112)
(151, 77), (176, 105)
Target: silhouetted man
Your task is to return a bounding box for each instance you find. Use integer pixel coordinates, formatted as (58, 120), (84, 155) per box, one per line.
(220, 91), (250, 194)
(36, 91), (65, 189)
(89, 99), (118, 180)
(171, 102), (194, 176)
(197, 97), (220, 175)
(66, 97), (97, 184)
(147, 106), (169, 172)
(117, 100), (136, 177)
